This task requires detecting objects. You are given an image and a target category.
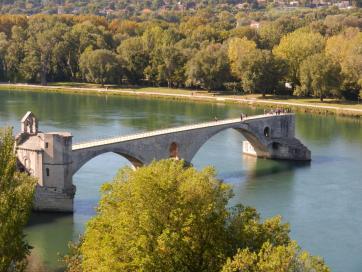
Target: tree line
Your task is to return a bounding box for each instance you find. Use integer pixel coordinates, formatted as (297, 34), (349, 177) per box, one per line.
(0, 8), (361, 100)
(1, 0), (361, 17)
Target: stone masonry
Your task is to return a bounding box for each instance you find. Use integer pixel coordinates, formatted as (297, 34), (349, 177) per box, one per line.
(16, 112), (310, 212)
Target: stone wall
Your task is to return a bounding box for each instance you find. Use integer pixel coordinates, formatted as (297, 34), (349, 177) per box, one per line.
(33, 185), (74, 212)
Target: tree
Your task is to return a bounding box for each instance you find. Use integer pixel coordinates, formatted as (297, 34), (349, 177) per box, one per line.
(222, 241), (330, 272)
(71, 21), (112, 53)
(228, 38), (286, 96)
(186, 43), (230, 91)
(325, 28), (362, 100)
(117, 37), (149, 84)
(143, 27), (186, 87)
(190, 25), (221, 45)
(146, 45), (187, 87)
(74, 160), (231, 272)
(258, 16), (304, 50)
(0, 128), (36, 271)
(297, 53), (341, 101)
(228, 37), (257, 77)
(79, 49), (121, 86)
(0, 32), (9, 80)
(65, 160), (328, 272)
(228, 26), (259, 44)
(62, 21), (113, 80)
(273, 29), (325, 86)
(5, 26), (26, 83)
(21, 18), (69, 85)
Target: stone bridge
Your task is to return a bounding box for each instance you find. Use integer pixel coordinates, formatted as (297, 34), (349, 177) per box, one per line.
(15, 112), (310, 212)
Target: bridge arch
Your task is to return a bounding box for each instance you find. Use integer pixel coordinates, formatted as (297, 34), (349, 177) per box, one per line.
(179, 124), (271, 164)
(71, 148), (144, 175)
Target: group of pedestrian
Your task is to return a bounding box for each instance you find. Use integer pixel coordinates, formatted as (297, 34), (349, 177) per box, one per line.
(214, 108), (291, 122)
(264, 108), (292, 115)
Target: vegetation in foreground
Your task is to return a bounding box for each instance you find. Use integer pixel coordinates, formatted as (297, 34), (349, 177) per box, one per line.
(64, 159), (329, 272)
(0, 129), (36, 272)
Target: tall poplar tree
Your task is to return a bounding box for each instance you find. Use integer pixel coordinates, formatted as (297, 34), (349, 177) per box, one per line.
(0, 128), (36, 272)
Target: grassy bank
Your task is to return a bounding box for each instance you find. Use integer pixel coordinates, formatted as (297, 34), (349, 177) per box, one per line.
(1, 83), (361, 118)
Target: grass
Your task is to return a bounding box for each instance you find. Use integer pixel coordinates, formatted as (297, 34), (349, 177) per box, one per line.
(49, 82), (210, 95)
(225, 94), (362, 110)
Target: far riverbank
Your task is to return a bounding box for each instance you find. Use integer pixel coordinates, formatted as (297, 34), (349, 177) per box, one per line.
(1, 83), (361, 118)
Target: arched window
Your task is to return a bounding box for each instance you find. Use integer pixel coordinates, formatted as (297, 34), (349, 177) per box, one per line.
(24, 158), (30, 169)
(169, 142), (179, 159)
(264, 127), (271, 138)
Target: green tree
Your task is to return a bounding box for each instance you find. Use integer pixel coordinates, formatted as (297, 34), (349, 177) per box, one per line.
(228, 26), (259, 43)
(79, 49), (121, 86)
(117, 37), (149, 84)
(222, 241), (330, 272)
(258, 16), (304, 49)
(143, 27), (186, 87)
(5, 26), (26, 83)
(0, 128), (36, 271)
(76, 160), (231, 272)
(273, 29), (325, 86)
(228, 37), (257, 77)
(325, 28), (362, 100)
(228, 38), (286, 96)
(65, 160), (328, 272)
(146, 45), (187, 87)
(21, 18), (69, 84)
(297, 53), (341, 101)
(190, 25), (221, 45)
(60, 21), (113, 80)
(186, 43), (230, 91)
(0, 32), (9, 80)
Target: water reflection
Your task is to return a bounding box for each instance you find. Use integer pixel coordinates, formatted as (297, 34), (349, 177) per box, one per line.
(229, 156), (310, 217)
(296, 113), (362, 147)
(242, 156), (311, 179)
(25, 213), (73, 271)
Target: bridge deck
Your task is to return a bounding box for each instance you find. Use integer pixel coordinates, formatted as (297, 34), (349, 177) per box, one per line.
(72, 114), (289, 150)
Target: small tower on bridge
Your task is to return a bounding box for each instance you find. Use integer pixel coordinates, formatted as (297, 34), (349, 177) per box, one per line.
(16, 112), (75, 212)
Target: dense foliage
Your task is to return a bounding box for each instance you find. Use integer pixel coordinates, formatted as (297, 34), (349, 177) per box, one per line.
(0, 7), (361, 99)
(65, 159), (329, 272)
(0, 128), (36, 271)
(0, 0), (361, 16)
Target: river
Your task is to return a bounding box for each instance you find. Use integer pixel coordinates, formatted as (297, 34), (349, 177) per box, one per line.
(0, 89), (361, 272)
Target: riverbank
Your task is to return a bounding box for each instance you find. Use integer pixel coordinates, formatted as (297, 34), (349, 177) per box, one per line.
(1, 83), (361, 118)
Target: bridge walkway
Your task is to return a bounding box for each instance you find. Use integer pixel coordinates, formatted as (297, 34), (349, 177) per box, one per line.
(72, 113), (290, 151)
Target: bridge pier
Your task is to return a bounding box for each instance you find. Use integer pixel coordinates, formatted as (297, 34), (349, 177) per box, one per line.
(242, 139), (311, 160)
(16, 112), (310, 213)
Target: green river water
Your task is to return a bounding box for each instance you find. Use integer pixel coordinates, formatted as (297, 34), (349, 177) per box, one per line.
(0, 90), (361, 272)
